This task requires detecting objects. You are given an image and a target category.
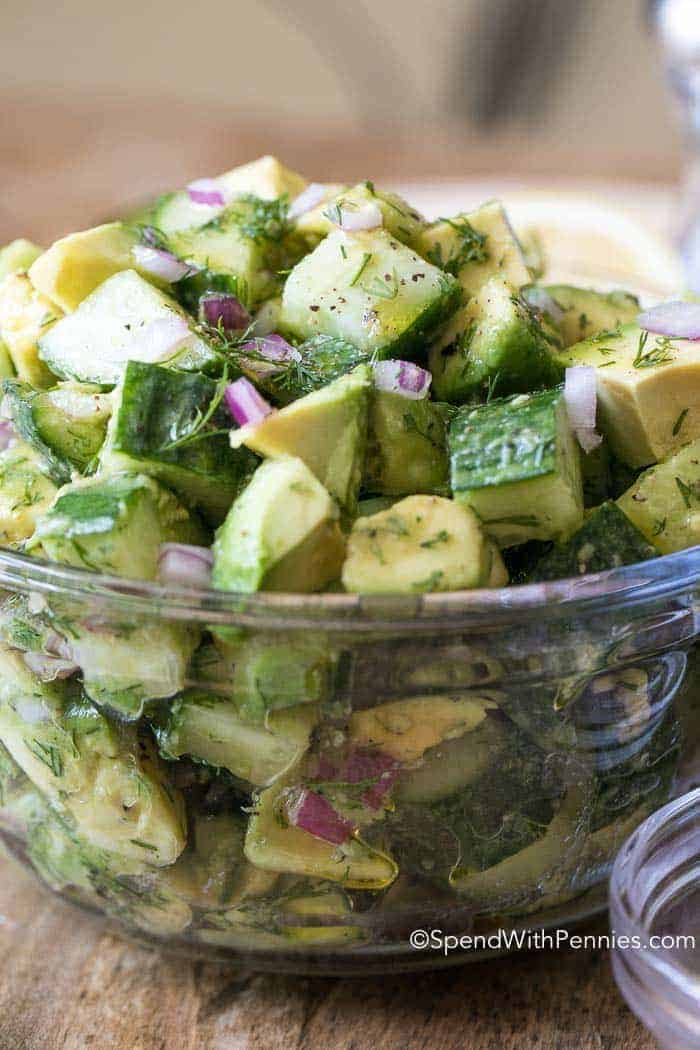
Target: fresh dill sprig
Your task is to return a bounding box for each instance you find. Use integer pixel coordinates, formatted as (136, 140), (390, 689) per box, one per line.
(633, 331), (676, 369)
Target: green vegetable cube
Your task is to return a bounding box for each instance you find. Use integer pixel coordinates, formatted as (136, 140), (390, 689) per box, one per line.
(528, 502), (656, 581)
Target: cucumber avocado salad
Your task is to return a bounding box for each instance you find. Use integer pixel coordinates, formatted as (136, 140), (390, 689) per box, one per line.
(0, 156), (688, 953)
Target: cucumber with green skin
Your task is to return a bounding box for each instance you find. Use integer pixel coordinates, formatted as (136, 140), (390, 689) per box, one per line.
(100, 361), (258, 524)
(364, 390), (453, 497)
(280, 228), (461, 360)
(528, 502), (657, 582)
(1, 379), (111, 482)
(522, 284), (640, 348)
(250, 334), (373, 406)
(449, 387), (584, 546)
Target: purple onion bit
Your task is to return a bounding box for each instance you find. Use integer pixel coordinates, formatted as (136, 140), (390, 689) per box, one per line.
(0, 419), (16, 452)
(186, 178), (226, 208)
(372, 359), (432, 400)
(199, 293), (252, 334)
(286, 787), (355, 845)
(239, 334), (301, 377)
(225, 377), (275, 427)
(637, 301), (700, 341)
(157, 543), (214, 589)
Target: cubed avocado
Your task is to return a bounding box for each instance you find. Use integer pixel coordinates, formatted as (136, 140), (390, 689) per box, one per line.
(38, 270), (218, 386)
(0, 273), (60, 387)
(617, 437), (700, 553)
(560, 323), (700, 468)
(341, 494), (500, 593)
(231, 366), (372, 510)
(416, 200), (530, 298)
(0, 440), (58, 544)
(449, 387), (584, 547)
(0, 239), (43, 281)
(523, 284), (640, 347)
(364, 390), (452, 496)
(28, 472), (206, 578)
(279, 229), (461, 359)
(212, 457), (345, 593)
(429, 276), (564, 403)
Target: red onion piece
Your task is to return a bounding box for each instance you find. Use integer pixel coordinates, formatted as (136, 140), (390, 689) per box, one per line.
(22, 651), (79, 683)
(131, 316), (193, 361)
(239, 334), (301, 377)
(132, 245), (194, 284)
(286, 788), (354, 845)
(199, 293), (251, 333)
(186, 178), (226, 207)
(0, 419), (16, 452)
(331, 202), (383, 232)
(13, 695), (51, 723)
(44, 630), (74, 661)
(311, 748), (400, 811)
(224, 377), (274, 427)
(372, 359), (432, 400)
(158, 543), (213, 588)
(637, 301), (700, 340)
(565, 366), (602, 453)
(288, 183), (327, 220)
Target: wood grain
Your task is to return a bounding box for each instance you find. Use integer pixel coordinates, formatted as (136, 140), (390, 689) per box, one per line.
(0, 853), (653, 1050)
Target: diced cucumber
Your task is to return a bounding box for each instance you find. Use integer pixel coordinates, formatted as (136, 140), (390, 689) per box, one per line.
(319, 182), (426, 246)
(429, 276), (564, 403)
(28, 223), (158, 312)
(37, 270), (218, 386)
(0, 440), (57, 544)
(416, 200), (530, 298)
(244, 778), (398, 890)
(528, 502), (657, 581)
(450, 387), (584, 546)
(0, 273), (60, 388)
(28, 472), (206, 579)
(212, 457), (345, 593)
(154, 691), (318, 786)
(522, 284), (640, 348)
(279, 229), (461, 359)
(560, 323), (700, 468)
(1, 379), (110, 483)
(248, 334), (372, 406)
(0, 239), (43, 281)
(617, 438), (700, 553)
(231, 366), (371, 510)
(395, 715), (504, 804)
(341, 494), (500, 593)
(100, 362), (257, 524)
(364, 391), (453, 496)
(0, 342), (14, 380)
(581, 439), (612, 508)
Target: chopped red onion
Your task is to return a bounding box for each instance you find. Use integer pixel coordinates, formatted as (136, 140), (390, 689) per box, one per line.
(13, 695), (51, 723)
(131, 316), (193, 361)
(199, 293), (251, 333)
(158, 543), (213, 588)
(132, 245), (194, 284)
(239, 334), (301, 377)
(186, 178), (226, 207)
(44, 630), (74, 661)
(372, 359), (432, 400)
(637, 301), (700, 340)
(22, 652), (78, 683)
(565, 366), (602, 453)
(286, 788), (354, 845)
(0, 419), (16, 452)
(331, 202), (383, 232)
(224, 377), (274, 427)
(288, 183), (327, 220)
(310, 748), (399, 811)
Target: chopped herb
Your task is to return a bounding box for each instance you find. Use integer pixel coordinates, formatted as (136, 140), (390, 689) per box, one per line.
(349, 252), (373, 288)
(590, 326), (622, 343)
(420, 530), (450, 549)
(652, 518), (667, 536)
(425, 218), (488, 276)
(673, 408), (689, 437)
(633, 331), (675, 369)
(675, 476), (695, 508)
(411, 570), (444, 591)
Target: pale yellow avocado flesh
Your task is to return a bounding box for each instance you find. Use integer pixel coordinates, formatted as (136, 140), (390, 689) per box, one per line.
(0, 273), (61, 387)
(349, 695), (497, 763)
(341, 494), (493, 593)
(28, 223), (153, 312)
(561, 323), (700, 468)
(0, 239), (43, 281)
(617, 437), (700, 553)
(218, 155), (307, 202)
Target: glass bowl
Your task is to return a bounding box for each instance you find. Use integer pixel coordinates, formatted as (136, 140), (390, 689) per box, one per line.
(0, 544), (697, 974)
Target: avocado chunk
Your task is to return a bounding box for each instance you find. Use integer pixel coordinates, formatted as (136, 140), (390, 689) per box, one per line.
(318, 182), (426, 247)
(617, 438), (700, 553)
(280, 228), (461, 359)
(341, 494), (501, 593)
(523, 284), (640, 348)
(27, 223), (162, 312)
(528, 502), (657, 581)
(350, 694), (497, 763)
(37, 270), (218, 386)
(231, 366), (371, 509)
(0, 273), (61, 387)
(2, 379), (111, 483)
(0, 647), (186, 867)
(153, 691), (318, 786)
(212, 457), (345, 593)
(0, 440), (58, 544)
(416, 200), (530, 298)
(429, 276), (563, 403)
(100, 361), (257, 524)
(0, 239), (43, 281)
(28, 472), (205, 578)
(560, 323), (700, 468)
(153, 155), (307, 236)
(450, 387), (584, 546)
(364, 391), (452, 497)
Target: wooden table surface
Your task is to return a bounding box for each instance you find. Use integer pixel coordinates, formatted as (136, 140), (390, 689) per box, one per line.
(0, 852), (653, 1050)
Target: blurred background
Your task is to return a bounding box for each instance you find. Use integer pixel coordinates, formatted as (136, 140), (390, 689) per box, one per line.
(0, 0), (696, 291)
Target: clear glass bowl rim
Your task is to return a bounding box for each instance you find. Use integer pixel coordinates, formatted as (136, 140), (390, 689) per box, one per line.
(1, 543), (699, 633)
